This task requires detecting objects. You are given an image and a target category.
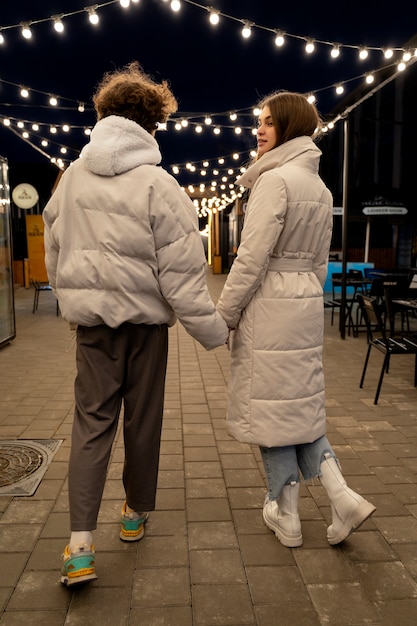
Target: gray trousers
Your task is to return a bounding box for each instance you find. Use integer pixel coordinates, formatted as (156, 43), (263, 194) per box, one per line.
(68, 322), (168, 531)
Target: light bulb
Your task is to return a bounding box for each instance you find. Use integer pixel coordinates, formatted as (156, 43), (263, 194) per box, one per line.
(171, 1), (181, 12)
(21, 23), (32, 39)
(3, 118), (11, 126)
(0, 32), (4, 45)
(335, 84), (344, 95)
(20, 87), (29, 98)
(330, 45), (340, 58)
(383, 48), (394, 59)
(397, 61), (406, 72)
(204, 116), (212, 125)
(53, 17), (64, 33)
(403, 50), (411, 62)
(365, 73), (374, 84)
(49, 96), (58, 106)
(305, 39), (315, 54)
(307, 94), (316, 104)
(195, 125), (203, 133)
(274, 31), (285, 47)
(120, 0), (130, 7)
(78, 102), (85, 113)
(359, 47), (368, 60)
(242, 22), (252, 39)
(209, 10), (220, 25)
(88, 8), (99, 25)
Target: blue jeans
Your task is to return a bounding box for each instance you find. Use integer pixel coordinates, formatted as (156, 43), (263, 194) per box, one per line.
(260, 435), (336, 500)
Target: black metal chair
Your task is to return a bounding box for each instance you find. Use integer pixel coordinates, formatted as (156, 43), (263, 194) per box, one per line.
(328, 272), (359, 336)
(357, 294), (417, 404)
(32, 281), (59, 316)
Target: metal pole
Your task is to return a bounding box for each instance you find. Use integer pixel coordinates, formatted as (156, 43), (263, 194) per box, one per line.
(340, 117), (349, 339)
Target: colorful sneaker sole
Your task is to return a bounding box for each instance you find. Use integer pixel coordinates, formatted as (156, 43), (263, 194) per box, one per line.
(61, 549), (98, 586)
(120, 512), (149, 542)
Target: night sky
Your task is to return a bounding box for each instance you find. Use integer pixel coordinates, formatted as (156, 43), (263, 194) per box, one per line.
(1, 0), (415, 199)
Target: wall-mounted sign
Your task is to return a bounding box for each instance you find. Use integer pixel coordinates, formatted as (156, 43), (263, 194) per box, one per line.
(12, 183), (39, 209)
(333, 206), (344, 215)
(362, 206), (408, 215)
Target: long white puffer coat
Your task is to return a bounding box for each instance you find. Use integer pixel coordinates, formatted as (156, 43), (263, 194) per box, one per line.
(217, 136), (333, 446)
(43, 115), (228, 351)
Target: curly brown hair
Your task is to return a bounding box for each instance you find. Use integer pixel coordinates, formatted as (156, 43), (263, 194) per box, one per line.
(93, 61), (178, 133)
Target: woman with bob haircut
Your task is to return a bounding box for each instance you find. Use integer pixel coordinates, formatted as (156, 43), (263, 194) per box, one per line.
(217, 91), (375, 548)
(43, 62), (228, 585)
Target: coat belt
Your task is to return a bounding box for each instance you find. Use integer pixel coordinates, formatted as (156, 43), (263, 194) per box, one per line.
(267, 258), (313, 272)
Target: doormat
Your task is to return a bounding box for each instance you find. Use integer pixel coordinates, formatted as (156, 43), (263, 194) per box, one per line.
(0, 439), (63, 496)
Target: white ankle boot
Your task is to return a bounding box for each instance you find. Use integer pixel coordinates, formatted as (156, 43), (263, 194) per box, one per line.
(263, 481), (303, 547)
(320, 453), (376, 545)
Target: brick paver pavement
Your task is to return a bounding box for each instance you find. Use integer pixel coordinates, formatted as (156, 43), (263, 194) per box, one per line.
(0, 271), (416, 625)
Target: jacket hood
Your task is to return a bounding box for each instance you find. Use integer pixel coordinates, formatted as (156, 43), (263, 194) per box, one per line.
(237, 136), (322, 189)
(81, 115), (162, 176)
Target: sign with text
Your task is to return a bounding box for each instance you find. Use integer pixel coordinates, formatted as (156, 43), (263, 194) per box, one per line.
(25, 215), (48, 282)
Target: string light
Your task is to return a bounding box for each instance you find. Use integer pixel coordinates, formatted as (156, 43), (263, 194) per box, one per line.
(1, 0), (414, 189)
(305, 39), (315, 54)
(21, 23), (32, 39)
(53, 16), (64, 33)
(20, 87), (29, 98)
(335, 84), (344, 95)
(209, 9), (220, 26)
(359, 47), (369, 60)
(78, 102), (85, 113)
(49, 96), (58, 106)
(87, 7), (99, 25)
(274, 30), (285, 47)
(330, 44), (340, 58)
(241, 22), (252, 39)
(365, 73), (375, 84)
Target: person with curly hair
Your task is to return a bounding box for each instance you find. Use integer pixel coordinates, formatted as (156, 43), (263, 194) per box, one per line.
(43, 62), (228, 586)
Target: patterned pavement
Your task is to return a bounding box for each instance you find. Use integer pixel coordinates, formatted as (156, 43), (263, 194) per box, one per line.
(0, 271), (416, 626)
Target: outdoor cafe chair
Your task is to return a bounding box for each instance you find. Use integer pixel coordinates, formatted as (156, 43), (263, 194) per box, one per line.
(32, 281), (60, 316)
(357, 294), (417, 405)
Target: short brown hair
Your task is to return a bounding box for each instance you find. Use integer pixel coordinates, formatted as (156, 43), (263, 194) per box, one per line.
(259, 91), (322, 148)
(93, 61), (178, 133)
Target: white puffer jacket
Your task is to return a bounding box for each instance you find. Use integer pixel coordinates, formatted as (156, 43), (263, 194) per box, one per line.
(217, 136), (333, 446)
(43, 115), (228, 350)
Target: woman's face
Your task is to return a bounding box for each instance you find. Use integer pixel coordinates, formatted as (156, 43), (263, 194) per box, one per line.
(257, 105), (278, 157)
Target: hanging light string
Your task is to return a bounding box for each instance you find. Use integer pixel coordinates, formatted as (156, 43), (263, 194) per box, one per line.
(0, 0), (413, 59)
(1, 53), (414, 191)
(0, 0), (415, 209)
(0, 54), (410, 132)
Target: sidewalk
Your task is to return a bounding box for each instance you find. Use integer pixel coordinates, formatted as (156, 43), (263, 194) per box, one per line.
(0, 271), (417, 626)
